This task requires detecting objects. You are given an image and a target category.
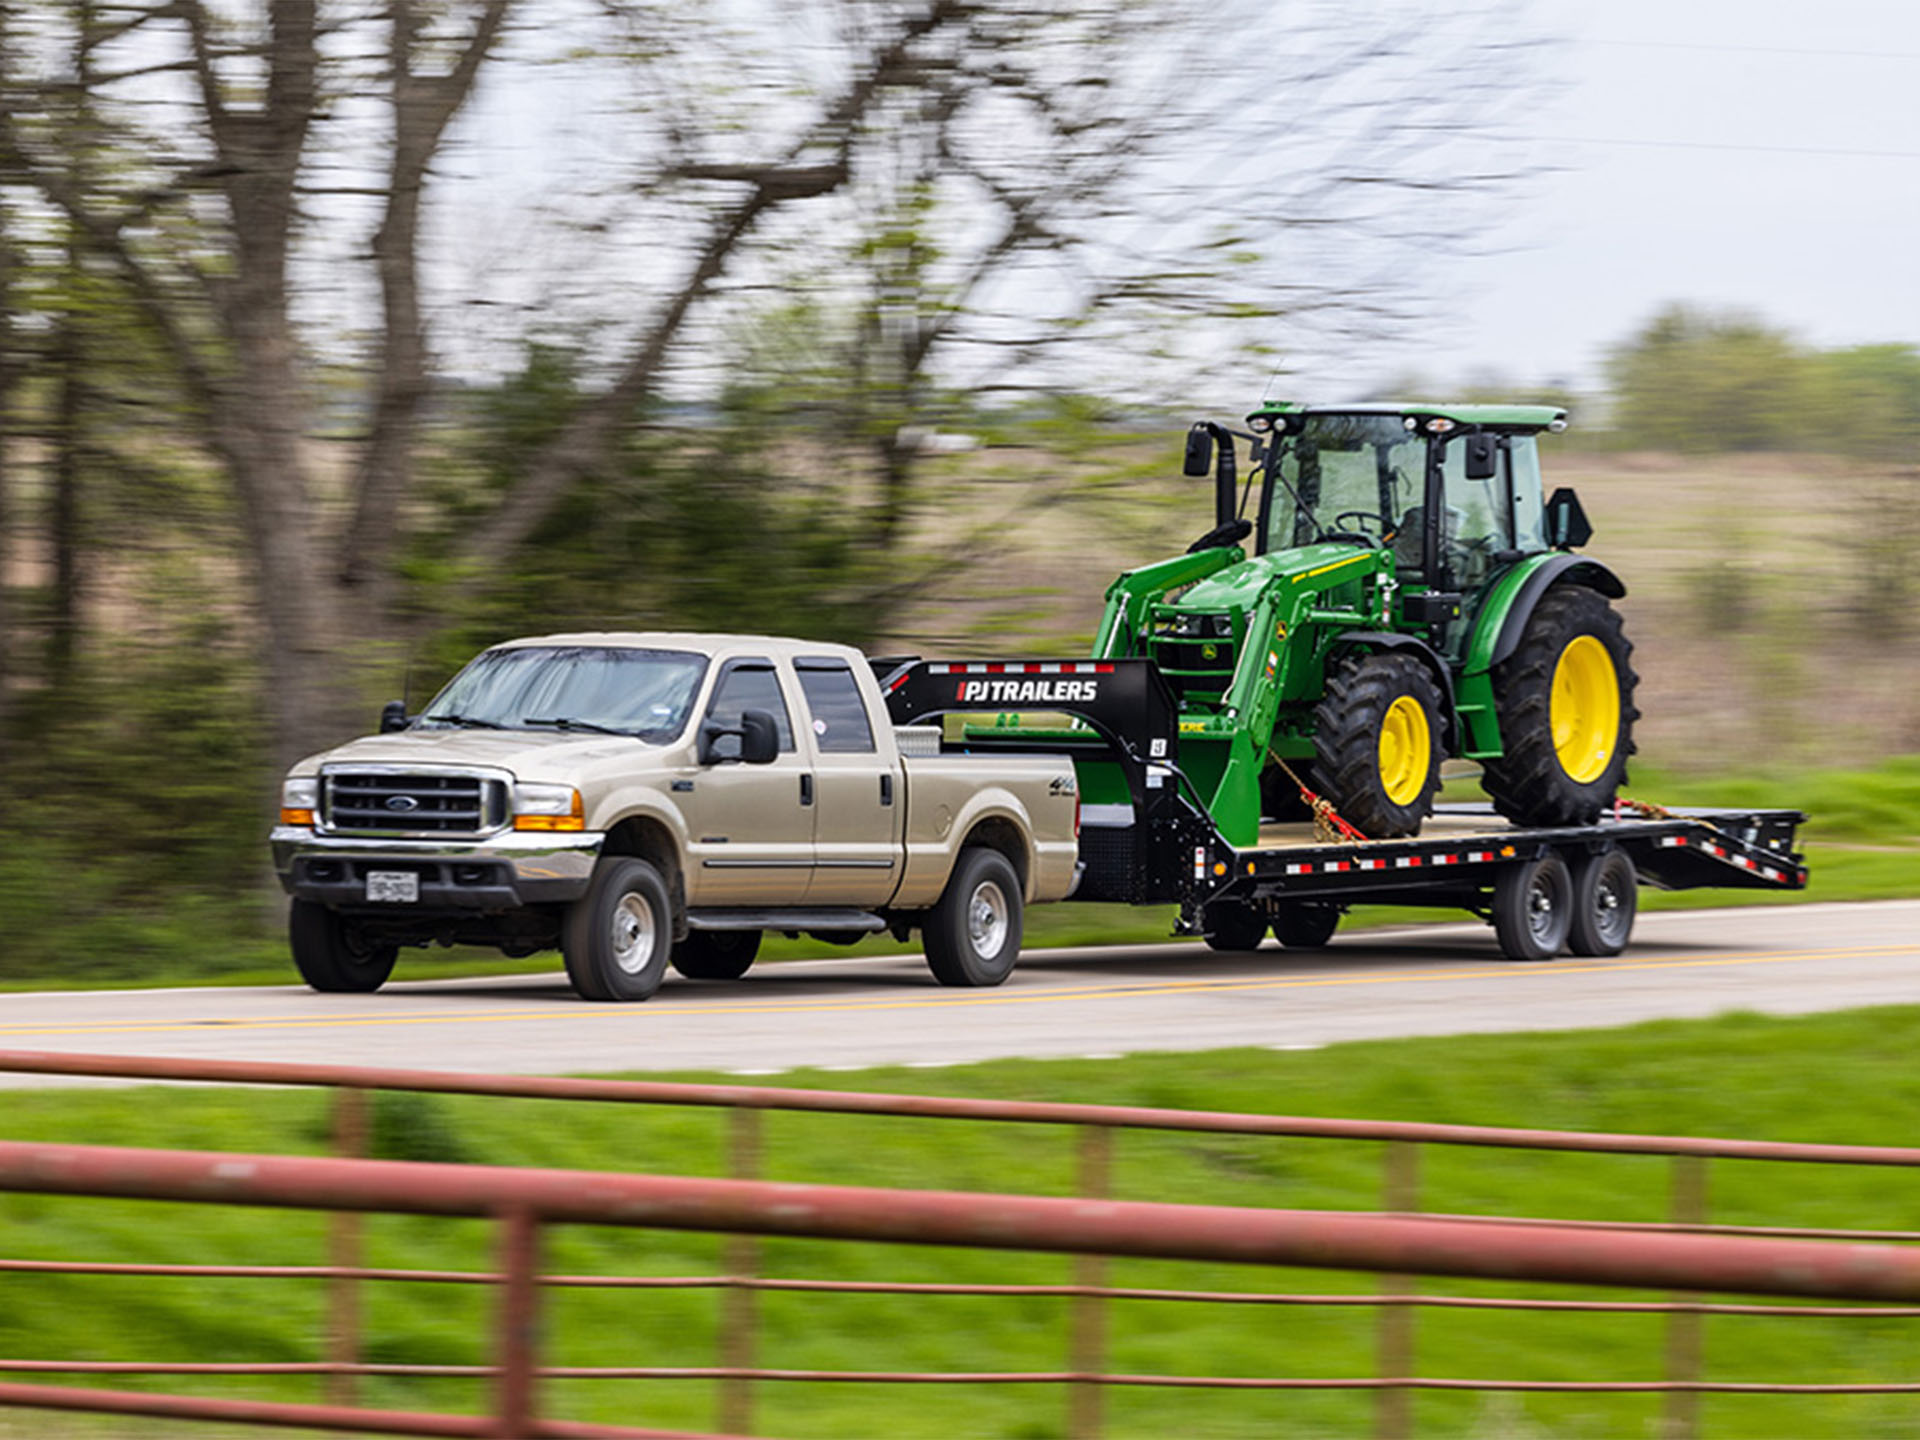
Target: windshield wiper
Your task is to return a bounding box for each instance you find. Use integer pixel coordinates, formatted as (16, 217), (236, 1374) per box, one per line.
(420, 712), (508, 730)
(523, 716), (633, 736)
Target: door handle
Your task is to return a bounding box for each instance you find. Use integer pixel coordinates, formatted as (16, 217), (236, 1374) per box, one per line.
(800, 773), (814, 806)
(880, 774), (894, 806)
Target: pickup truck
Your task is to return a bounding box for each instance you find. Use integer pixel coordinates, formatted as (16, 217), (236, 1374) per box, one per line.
(271, 632), (1081, 1001)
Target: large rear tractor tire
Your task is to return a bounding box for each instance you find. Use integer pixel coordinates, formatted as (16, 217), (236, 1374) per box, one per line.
(671, 929), (761, 981)
(1311, 653), (1443, 838)
(289, 901), (398, 993)
(1481, 586), (1639, 828)
(562, 857), (673, 1002)
(924, 847), (1023, 988)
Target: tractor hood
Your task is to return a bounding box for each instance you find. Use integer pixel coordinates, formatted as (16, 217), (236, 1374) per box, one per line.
(1168, 543), (1379, 613)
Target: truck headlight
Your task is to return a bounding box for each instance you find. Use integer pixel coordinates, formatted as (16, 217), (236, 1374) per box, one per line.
(280, 777), (318, 828)
(513, 782), (585, 832)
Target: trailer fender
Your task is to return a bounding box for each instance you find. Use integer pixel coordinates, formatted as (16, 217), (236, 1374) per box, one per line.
(1466, 553), (1627, 678)
(1326, 631), (1459, 752)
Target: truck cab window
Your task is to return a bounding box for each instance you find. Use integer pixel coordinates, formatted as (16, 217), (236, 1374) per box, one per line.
(704, 662), (796, 758)
(796, 662), (876, 753)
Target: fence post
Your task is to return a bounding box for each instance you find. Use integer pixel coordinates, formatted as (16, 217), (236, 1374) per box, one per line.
(720, 1106), (763, 1436)
(326, 1086), (369, 1407)
(1375, 1140), (1421, 1440)
(1662, 1155), (1710, 1440)
(1069, 1123), (1113, 1440)
(494, 1204), (542, 1439)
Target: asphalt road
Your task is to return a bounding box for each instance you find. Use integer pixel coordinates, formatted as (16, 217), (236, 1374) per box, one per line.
(0, 900), (1914, 1084)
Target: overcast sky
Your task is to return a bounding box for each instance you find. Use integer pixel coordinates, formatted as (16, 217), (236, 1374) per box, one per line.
(1374, 0), (1920, 394)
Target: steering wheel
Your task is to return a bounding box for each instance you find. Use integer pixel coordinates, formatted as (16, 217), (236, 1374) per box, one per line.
(1320, 511), (1383, 549)
(1332, 510), (1386, 536)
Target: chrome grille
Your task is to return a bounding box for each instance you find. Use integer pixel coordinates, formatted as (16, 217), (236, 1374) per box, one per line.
(322, 771), (507, 836)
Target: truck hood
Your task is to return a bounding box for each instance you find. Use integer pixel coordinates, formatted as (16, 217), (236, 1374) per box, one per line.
(296, 729), (675, 780)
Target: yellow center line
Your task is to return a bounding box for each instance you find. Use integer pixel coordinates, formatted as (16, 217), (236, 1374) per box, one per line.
(0, 942), (1910, 1043)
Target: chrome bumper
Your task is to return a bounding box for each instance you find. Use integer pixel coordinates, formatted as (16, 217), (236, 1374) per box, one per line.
(271, 827), (603, 909)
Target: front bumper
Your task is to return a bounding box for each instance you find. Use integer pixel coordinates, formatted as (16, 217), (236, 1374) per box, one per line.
(271, 827), (603, 910)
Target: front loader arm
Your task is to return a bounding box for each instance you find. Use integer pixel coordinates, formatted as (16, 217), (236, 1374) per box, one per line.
(1092, 547), (1244, 659)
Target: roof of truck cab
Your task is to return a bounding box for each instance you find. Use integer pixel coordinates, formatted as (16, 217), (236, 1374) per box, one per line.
(491, 632), (865, 660)
(1250, 401), (1568, 430)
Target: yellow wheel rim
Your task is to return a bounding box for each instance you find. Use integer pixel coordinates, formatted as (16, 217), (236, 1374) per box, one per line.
(1378, 694), (1431, 807)
(1551, 635), (1620, 784)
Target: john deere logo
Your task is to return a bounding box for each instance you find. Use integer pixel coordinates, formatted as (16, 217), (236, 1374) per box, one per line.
(385, 795), (420, 813)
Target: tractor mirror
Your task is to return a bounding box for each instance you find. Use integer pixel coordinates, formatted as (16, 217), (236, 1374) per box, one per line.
(1183, 423), (1214, 477)
(1544, 487), (1593, 549)
(1463, 433), (1499, 481)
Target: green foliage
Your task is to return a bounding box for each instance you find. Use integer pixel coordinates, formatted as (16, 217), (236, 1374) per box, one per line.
(1606, 305), (1806, 452)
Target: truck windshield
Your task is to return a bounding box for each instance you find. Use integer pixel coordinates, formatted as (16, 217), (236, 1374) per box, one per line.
(418, 646), (708, 742)
(1264, 415), (1423, 551)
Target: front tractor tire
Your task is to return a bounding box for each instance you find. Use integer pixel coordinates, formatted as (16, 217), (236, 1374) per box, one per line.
(562, 857), (673, 1002)
(1481, 586), (1639, 828)
(289, 901), (398, 993)
(1311, 653), (1443, 839)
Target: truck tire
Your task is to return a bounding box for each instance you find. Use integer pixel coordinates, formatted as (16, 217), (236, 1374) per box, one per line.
(1567, 848), (1637, 957)
(1492, 852), (1573, 962)
(1202, 904), (1268, 952)
(1312, 652), (1442, 838)
(1272, 903), (1340, 949)
(1481, 586), (1639, 828)
(562, 857), (673, 1001)
(924, 847), (1023, 988)
(671, 929), (761, 981)
(289, 901), (398, 993)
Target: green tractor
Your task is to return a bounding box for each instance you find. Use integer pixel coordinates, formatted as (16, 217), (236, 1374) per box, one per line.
(1079, 402), (1638, 845)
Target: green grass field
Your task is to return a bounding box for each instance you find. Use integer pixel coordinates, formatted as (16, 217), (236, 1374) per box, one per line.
(3, 1006), (1919, 1437)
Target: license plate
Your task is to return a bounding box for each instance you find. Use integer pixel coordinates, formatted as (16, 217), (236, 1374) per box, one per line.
(366, 870), (419, 904)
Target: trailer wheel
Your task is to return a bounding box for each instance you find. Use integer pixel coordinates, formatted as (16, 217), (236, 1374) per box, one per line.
(562, 857), (673, 1001)
(1272, 903), (1340, 949)
(671, 929), (761, 981)
(1203, 904), (1268, 952)
(289, 901), (398, 993)
(1567, 848), (1638, 957)
(1492, 852), (1573, 961)
(924, 847), (1023, 987)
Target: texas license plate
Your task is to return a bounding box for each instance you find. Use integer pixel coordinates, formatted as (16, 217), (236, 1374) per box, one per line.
(366, 870), (419, 904)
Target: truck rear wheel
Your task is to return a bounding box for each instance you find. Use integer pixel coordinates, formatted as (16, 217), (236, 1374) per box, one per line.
(563, 857), (672, 1001)
(1312, 653), (1442, 838)
(1481, 586), (1638, 828)
(289, 901), (397, 993)
(1567, 848), (1637, 957)
(672, 929), (761, 981)
(924, 847), (1023, 987)
(1492, 852), (1573, 961)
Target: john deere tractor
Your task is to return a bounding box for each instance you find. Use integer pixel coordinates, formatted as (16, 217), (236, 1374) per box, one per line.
(1082, 402), (1637, 845)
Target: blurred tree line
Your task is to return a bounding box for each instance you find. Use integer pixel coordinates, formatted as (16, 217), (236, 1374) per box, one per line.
(0, 0), (1536, 975)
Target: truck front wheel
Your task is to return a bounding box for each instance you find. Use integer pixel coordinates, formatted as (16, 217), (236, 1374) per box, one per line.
(563, 857), (673, 1001)
(924, 847), (1023, 988)
(289, 901), (398, 993)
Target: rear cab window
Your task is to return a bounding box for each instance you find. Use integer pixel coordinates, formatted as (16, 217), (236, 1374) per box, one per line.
(794, 660), (876, 754)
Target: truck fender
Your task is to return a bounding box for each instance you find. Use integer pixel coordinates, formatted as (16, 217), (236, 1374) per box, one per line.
(590, 797), (693, 936)
(1326, 631), (1459, 752)
(950, 792), (1039, 900)
(1473, 555), (1626, 675)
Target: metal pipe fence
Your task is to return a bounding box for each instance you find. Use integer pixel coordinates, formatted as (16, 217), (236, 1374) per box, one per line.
(0, 1048), (1916, 1438)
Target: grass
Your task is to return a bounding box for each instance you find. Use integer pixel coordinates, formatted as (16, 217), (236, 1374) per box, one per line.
(3, 1008), (1920, 1436)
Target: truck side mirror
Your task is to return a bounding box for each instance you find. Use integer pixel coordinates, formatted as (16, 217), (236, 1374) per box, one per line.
(1463, 433), (1499, 481)
(380, 700), (409, 733)
(698, 708), (781, 765)
(1544, 487), (1593, 549)
(1183, 423), (1213, 477)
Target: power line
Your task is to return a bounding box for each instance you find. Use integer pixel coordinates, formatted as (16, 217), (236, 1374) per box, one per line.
(1592, 38), (1920, 62)
(1547, 133), (1920, 161)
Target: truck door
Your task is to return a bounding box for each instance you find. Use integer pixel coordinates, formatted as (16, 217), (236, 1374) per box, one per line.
(793, 657), (902, 906)
(680, 658), (816, 905)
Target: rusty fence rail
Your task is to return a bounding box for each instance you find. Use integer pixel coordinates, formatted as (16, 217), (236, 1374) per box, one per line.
(0, 1048), (1917, 1438)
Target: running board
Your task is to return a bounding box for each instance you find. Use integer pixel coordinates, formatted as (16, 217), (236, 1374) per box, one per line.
(686, 909), (888, 932)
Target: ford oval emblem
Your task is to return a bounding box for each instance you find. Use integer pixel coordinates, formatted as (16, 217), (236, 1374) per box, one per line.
(385, 795), (420, 813)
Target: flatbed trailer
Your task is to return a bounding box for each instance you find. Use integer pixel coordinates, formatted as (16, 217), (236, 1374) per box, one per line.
(878, 656), (1808, 962)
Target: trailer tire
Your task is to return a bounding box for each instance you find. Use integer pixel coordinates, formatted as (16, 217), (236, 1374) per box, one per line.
(924, 847), (1023, 988)
(562, 857), (673, 1001)
(1272, 903), (1340, 949)
(1567, 848), (1637, 957)
(671, 929), (761, 981)
(1203, 904), (1268, 952)
(289, 901), (398, 993)
(1492, 852), (1574, 961)
(1312, 652), (1442, 838)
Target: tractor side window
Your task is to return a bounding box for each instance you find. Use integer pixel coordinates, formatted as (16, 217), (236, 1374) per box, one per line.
(1438, 437), (1512, 589)
(1509, 437), (1547, 551)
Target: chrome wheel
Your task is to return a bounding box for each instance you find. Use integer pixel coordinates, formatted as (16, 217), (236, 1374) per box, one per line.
(609, 893), (656, 975)
(968, 879), (1010, 958)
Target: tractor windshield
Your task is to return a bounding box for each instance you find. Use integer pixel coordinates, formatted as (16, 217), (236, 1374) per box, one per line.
(1263, 415), (1424, 555)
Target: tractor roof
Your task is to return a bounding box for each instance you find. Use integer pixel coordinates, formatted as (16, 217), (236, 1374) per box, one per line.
(1250, 401), (1568, 432)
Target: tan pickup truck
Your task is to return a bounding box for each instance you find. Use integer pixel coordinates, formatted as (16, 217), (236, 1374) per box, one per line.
(271, 632), (1081, 1001)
